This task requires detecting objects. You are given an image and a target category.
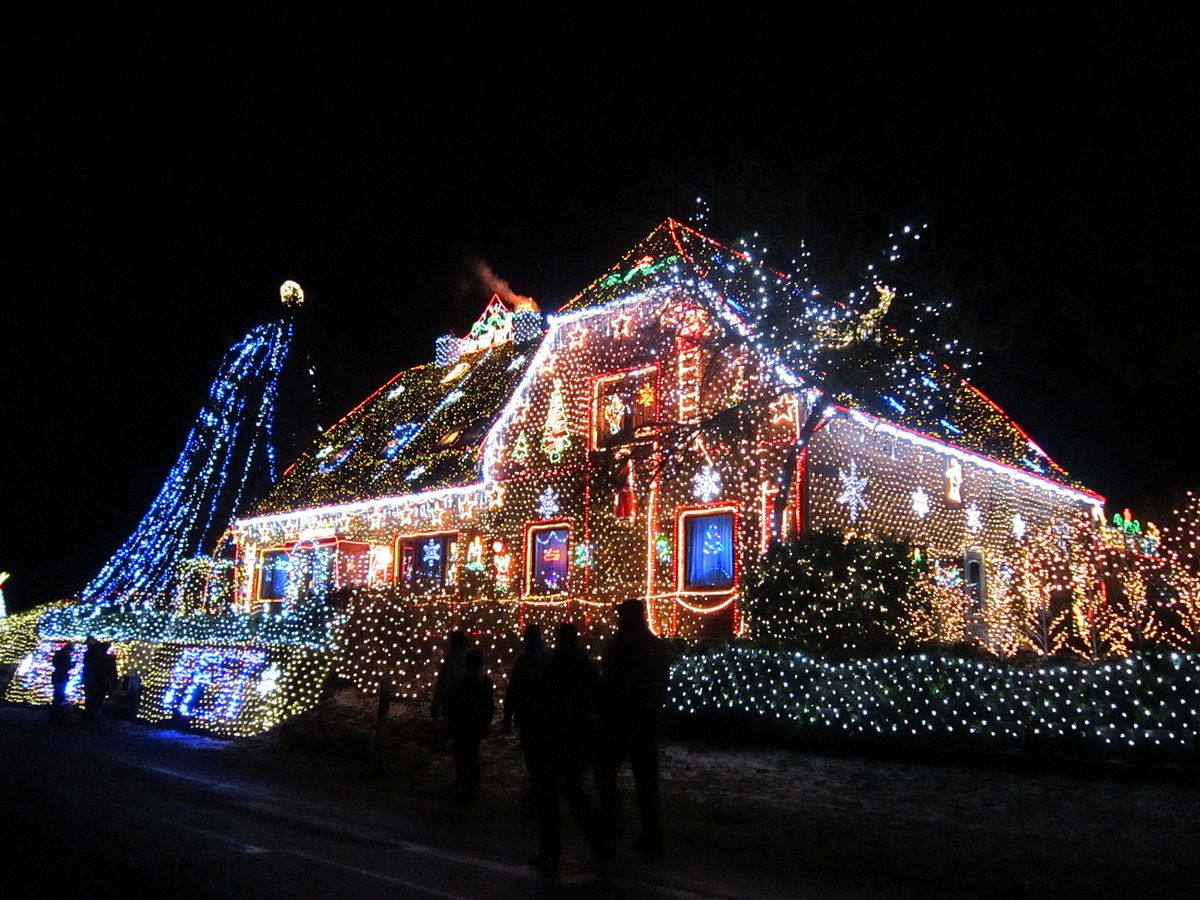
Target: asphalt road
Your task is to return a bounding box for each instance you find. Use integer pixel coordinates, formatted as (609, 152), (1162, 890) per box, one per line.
(0, 706), (894, 899)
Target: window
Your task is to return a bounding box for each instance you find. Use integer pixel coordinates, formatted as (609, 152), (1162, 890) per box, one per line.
(964, 548), (986, 609)
(527, 526), (570, 595)
(258, 550), (291, 601)
(397, 533), (457, 593)
(594, 368), (656, 448)
(682, 511), (735, 590)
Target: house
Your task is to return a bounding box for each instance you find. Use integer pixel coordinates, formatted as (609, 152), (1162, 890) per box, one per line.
(229, 220), (1103, 641)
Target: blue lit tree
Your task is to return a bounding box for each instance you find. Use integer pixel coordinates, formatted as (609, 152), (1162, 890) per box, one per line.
(80, 304), (298, 607)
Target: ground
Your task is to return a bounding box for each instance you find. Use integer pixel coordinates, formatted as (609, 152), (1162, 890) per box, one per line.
(1, 696), (1197, 898)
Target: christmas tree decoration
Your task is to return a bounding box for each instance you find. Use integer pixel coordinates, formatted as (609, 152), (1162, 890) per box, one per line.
(541, 378), (572, 461)
(80, 312), (294, 607)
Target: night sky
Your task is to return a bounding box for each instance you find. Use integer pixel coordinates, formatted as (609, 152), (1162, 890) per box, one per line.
(3, 6), (1198, 612)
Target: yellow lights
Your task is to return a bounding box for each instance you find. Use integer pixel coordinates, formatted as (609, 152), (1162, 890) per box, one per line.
(279, 280), (305, 306)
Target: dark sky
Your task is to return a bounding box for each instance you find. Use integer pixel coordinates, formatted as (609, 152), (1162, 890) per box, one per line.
(3, 5), (1198, 612)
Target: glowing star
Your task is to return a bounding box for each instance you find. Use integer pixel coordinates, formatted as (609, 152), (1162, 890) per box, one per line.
(256, 663), (281, 696)
(367, 507), (386, 530)
(911, 486), (930, 519)
(279, 280), (304, 306)
(537, 486), (561, 519)
(836, 460), (869, 523)
(566, 326), (589, 350)
(692, 466), (722, 502)
(610, 309), (635, 339)
(1012, 513), (1027, 540)
(769, 394), (798, 431)
(965, 503), (983, 532)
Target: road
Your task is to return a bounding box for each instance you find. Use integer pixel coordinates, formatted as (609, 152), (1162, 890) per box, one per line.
(0, 706), (893, 898)
(2, 704), (1198, 898)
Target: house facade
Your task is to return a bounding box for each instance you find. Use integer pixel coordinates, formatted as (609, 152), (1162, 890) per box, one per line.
(229, 220), (1103, 640)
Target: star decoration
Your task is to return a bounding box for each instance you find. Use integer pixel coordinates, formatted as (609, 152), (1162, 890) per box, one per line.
(566, 327), (589, 350)
(610, 309), (635, 339)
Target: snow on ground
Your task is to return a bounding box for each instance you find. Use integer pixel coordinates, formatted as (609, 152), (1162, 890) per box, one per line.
(232, 688), (1200, 897)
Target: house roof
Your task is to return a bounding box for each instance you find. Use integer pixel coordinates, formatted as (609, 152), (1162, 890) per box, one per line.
(562, 218), (1085, 491)
(253, 220), (1089, 518)
(252, 319), (537, 515)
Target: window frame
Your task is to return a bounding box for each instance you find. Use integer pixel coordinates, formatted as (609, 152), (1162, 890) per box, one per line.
(394, 531), (459, 595)
(524, 521), (572, 598)
(676, 505), (739, 595)
(591, 365), (658, 450)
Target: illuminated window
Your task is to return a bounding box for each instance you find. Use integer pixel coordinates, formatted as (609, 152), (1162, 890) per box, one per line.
(528, 526), (570, 595)
(683, 511), (735, 590)
(594, 368), (656, 448)
(397, 533), (457, 593)
(258, 550), (291, 601)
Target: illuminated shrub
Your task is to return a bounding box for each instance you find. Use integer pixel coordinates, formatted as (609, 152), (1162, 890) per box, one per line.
(744, 530), (920, 655)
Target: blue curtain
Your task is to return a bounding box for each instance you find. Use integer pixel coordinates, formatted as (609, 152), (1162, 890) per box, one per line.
(686, 513), (734, 588)
(532, 528), (569, 594)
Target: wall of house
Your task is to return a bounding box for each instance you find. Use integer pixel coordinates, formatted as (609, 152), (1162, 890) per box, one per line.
(805, 413), (1097, 604)
(231, 284), (1097, 641)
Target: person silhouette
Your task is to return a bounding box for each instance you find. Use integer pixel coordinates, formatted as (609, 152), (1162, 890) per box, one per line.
(82, 636), (111, 720)
(49, 642), (74, 722)
(503, 624), (549, 805)
(529, 622), (599, 873)
(447, 647), (494, 803)
(431, 630), (470, 721)
(597, 599), (672, 857)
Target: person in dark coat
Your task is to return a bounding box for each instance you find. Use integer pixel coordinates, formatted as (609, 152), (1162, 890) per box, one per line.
(431, 630), (470, 721)
(447, 647), (494, 802)
(82, 636), (111, 719)
(597, 599), (672, 857)
(49, 642), (74, 722)
(529, 623), (600, 873)
(502, 624), (549, 804)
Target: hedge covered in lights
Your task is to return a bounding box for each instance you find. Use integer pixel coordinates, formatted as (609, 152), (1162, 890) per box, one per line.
(668, 645), (1200, 760)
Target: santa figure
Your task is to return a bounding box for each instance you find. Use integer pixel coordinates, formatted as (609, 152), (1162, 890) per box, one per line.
(945, 458), (963, 506)
(614, 450), (638, 521)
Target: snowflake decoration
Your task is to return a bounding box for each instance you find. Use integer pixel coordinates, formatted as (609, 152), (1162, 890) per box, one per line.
(965, 503), (983, 532)
(507, 354), (526, 372)
(911, 486), (930, 519)
(1012, 513), (1027, 540)
(692, 466), (722, 502)
(537, 486), (560, 519)
(836, 460), (869, 522)
(387, 384), (406, 399)
(422, 538), (442, 566)
(405, 464), (427, 482)
(444, 389), (465, 405)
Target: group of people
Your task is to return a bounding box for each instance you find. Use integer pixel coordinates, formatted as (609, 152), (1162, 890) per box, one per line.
(48, 635), (141, 722)
(430, 599), (672, 873)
